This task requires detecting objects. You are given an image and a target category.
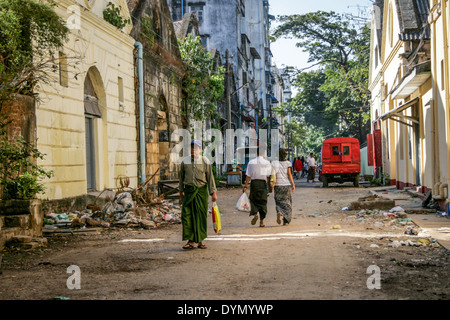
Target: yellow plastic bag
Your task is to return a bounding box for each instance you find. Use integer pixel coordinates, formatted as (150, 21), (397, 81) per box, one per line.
(212, 202), (221, 233)
(269, 167), (276, 189)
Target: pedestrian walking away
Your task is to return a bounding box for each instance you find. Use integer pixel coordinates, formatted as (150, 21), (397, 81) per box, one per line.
(300, 156), (307, 178)
(179, 140), (217, 250)
(242, 144), (272, 227)
(272, 148), (295, 226)
(306, 153), (317, 183)
(294, 156), (303, 180)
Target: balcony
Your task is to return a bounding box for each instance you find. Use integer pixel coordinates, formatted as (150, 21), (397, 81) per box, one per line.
(391, 60), (431, 100)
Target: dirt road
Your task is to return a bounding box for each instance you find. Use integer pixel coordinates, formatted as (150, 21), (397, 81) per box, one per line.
(0, 180), (449, 301)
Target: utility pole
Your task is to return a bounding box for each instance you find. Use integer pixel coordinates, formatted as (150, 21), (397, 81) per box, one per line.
(226, 49), (232, 131)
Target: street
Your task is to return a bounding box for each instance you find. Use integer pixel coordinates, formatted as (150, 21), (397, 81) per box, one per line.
(0, 179), (449, 301)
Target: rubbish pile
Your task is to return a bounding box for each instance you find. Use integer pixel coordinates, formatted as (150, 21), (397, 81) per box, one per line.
(354, 205), (408, 220)
(43, 191), (182, 234)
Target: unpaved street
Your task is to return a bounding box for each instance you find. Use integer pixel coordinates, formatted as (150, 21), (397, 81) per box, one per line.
(0, 180), (449, 301)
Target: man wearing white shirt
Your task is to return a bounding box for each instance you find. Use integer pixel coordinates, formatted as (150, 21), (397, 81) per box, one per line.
(242, 147), (272, 227)
(306, 153), (317, 183)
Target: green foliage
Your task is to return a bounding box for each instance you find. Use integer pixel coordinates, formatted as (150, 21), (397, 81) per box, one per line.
(178, 34), (225, 122)
(368, 173), (391, 187)
(0, 0), (69, 105)
(283, 117), (306, 153)
(302, 125), (326, 156)
(272, 11), (371, 144)
(141, 15), (155, 47)
(103, 2), (130, 29)
(0, 118), (53, 200)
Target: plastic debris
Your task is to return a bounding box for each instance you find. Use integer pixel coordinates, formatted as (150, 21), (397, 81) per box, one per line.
(390, 206), (405, 212)
(43, 191), (182, 234)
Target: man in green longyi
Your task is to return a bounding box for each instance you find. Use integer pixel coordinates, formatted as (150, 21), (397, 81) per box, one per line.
(179, 140), (217, 250)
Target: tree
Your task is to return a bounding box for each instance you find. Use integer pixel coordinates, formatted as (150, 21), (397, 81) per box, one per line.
(178, 34), (225, 124)
(0, 119), (53, 199)
(0, 0), (69, 108)
(0, 0), (67, 198)
(273, 11), (371, 144)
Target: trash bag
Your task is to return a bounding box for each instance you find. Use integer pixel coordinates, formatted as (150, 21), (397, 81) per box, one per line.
(115, 192), (134, 210)
(236, 193), (251, 212)
(211, 202), (221, 233)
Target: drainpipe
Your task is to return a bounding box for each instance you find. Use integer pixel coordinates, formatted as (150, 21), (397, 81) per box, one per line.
(135, 41), (146, 185)
(442, 0), (450, 216)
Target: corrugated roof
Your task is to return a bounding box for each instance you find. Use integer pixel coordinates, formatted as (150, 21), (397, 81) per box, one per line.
(397, 0), (430, 41)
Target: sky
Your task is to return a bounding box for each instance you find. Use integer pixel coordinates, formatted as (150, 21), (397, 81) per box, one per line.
(269, 0), (374, 72)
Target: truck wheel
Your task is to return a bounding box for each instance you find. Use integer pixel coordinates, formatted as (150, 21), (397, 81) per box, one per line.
(323, 176), (328, 188)
(354, 175), (360, 187)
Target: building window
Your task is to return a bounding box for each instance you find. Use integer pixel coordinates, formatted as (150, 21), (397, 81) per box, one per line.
(441, 60), (445, 90)
(374, 46), (379, 68)
(389, 4), (394, 48)
(118, 77), (124, 103)
(201, 36), (208, 49)
(190, 5), (204, 23)
(399, 122), (404, 161)
(59, 52), (68, 87)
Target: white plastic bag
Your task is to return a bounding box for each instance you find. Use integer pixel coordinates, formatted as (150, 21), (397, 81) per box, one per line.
(236, 193), (251, 212)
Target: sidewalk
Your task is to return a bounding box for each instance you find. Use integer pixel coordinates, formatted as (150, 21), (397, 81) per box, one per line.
(369, 186), (450, 250)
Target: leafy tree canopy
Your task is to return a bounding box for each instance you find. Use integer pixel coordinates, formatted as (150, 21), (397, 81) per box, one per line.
(272, 11), (371, 148)
(178, 34), (225, 123)
(0, 0), (69, 105)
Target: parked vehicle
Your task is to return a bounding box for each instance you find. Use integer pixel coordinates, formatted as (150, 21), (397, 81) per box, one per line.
(320, 137), (361, 187)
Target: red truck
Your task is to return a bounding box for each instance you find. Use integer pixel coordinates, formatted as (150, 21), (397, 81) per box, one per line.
(320, 137), (361, 188)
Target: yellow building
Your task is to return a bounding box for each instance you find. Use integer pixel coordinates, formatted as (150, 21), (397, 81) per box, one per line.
(369, 0), (449, 211)
(36, 0), (138, 200)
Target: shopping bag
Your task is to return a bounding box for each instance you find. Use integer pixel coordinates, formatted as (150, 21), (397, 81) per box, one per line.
(211, 202), (221, 233)
(269, 167), (277, 189)
(236, 192), (251, 212)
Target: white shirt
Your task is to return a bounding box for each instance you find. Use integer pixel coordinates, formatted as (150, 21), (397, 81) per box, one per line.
(307, 156), (316, 168)
(272, 160), (292, 186)
(246, 156), (272, 181)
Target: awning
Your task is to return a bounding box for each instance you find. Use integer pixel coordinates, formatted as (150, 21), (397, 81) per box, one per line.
(391, 61), (431, 99)
(379, 97), (419, 127)
(241, 115), (256, 122)
(266, 93), (279, 104)
(84, 95), (102, 118)
(250, 47), (261, 59)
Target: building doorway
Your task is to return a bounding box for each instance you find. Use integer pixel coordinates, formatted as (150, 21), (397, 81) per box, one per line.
(84, 72), (102, 191)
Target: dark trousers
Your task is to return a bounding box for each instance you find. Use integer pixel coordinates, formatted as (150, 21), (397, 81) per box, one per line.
(249, 180), (268, 220)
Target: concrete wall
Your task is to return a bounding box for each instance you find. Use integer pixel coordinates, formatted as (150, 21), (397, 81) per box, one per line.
(0, 199), (43, 250)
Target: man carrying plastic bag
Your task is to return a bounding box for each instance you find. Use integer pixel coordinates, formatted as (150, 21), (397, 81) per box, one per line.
(236, 192), (251, 212)
(242, 143), (272, 227)
(179, 140), (217, 250)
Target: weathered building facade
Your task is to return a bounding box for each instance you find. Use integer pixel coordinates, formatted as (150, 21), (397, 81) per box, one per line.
(369, 0), (449, 211)
(127, 0), (185, 188)
(166, 0), (285, 161)
(37, 0), (138, 200)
